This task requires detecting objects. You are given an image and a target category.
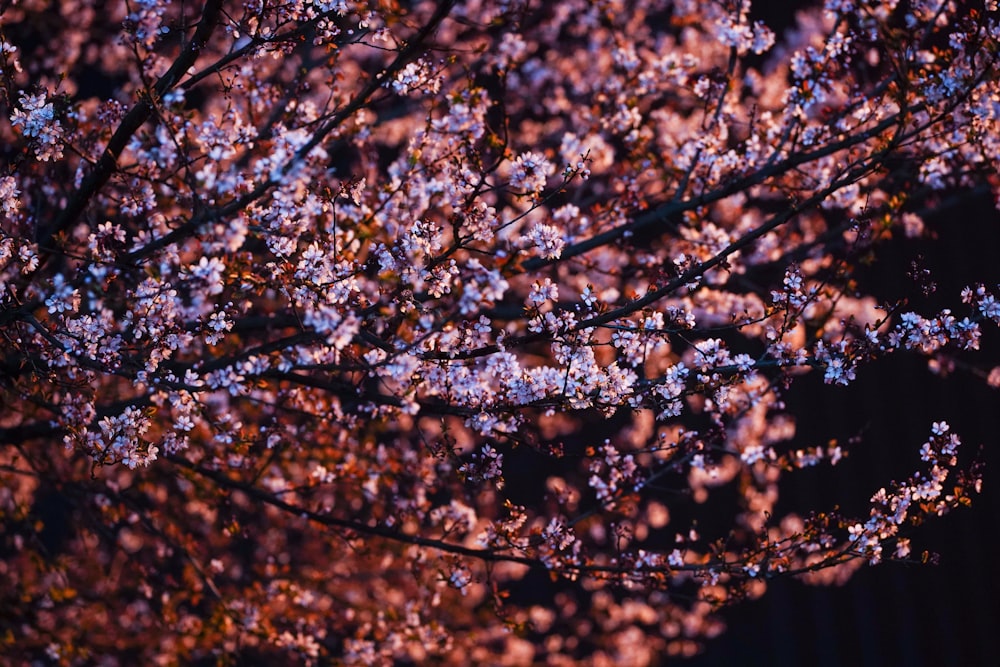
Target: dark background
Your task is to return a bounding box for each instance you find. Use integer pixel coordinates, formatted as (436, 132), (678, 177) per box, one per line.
(685, 193), (1000, 666)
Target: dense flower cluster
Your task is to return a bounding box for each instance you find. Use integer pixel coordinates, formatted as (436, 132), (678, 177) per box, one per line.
(1, 0), (998, 664)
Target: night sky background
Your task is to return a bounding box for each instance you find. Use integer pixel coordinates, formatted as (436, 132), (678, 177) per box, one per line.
(684, 192), (1000, 666)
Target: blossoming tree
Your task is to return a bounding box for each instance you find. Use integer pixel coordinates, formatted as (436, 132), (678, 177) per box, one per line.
(2, 0), (999, 663)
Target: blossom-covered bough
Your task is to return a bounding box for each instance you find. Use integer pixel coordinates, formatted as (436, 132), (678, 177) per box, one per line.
(1, 0), (998, 663)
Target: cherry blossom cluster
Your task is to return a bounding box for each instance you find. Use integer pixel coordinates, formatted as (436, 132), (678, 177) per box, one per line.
(1, 0), (998, 664)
